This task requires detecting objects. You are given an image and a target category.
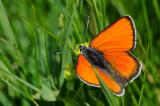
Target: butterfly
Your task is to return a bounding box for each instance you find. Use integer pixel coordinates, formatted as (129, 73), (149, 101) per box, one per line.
(76, 16), (142, 96)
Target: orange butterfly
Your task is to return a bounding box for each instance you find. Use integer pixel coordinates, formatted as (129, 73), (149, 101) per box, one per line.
(76, 16), (142, 96)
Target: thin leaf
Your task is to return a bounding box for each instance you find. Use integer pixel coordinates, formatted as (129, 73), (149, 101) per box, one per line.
(93, 68), (119, 106)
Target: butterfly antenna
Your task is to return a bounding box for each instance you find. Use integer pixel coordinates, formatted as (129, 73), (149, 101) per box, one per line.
(84, 16), (90, 40)
(55, 48), (75, 55)
(56, 51), (63, 55)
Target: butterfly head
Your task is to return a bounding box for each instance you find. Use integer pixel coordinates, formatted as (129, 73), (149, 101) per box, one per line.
(79, 45), (87, 54)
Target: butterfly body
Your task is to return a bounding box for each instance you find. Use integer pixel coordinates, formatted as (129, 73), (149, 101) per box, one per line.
(76, 16), (142, 96)
(79, 45), (128, 85)
(79, 46), (106, 69)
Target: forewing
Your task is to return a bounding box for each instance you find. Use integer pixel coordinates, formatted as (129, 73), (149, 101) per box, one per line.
(89, 16), (136, 52)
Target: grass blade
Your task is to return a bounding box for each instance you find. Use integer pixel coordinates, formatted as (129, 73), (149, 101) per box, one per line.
(0, 0), (19, 59)
(93, 68), (119, 106)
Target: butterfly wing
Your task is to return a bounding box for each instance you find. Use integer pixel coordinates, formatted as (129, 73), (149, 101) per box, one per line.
(90, 16), (136, 52)
(103, 52), (141, 82)
(89, 16), (141, 82)
(76, 54), (124, 95)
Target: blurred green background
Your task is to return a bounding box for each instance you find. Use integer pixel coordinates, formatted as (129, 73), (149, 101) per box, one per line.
(0, 0), (160, 106)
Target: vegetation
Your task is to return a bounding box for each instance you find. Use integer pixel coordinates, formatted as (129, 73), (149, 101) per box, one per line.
(0, 0), (160, 105)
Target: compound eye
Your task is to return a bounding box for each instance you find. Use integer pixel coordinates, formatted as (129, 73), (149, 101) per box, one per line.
(79, 45), (84, 50)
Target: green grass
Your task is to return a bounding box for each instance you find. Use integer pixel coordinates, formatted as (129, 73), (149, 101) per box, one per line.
(0, 0), (160, 105)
